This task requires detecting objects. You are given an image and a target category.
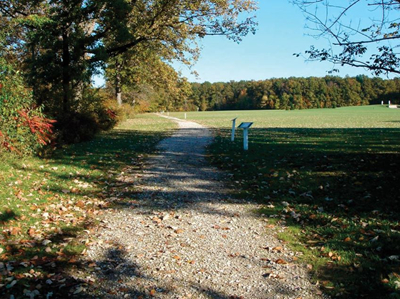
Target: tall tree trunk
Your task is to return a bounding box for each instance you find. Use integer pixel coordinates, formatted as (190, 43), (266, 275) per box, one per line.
(62, 32), (71, 114)
(115, 60), (123, 106)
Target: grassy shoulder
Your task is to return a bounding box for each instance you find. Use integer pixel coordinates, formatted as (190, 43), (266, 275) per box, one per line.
(194, 106), (400, 298)
(0, 114), (176, 298)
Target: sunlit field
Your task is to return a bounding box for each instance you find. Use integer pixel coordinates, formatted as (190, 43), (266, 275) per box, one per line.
(170, 105), (400, 129)
(171, 106), (400, 298)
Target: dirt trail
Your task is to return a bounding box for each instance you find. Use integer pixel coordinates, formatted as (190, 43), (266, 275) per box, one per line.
(83, 115), (325, 299)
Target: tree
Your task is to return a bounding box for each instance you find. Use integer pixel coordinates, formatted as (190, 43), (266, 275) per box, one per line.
(293, 0), (400, 76)
(1, 0), (258, 114)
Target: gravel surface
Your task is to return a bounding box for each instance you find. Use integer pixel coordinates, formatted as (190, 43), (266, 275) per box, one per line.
(81, 116), (326, 299)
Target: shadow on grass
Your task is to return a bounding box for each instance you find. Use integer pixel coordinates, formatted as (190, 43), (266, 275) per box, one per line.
(0, 209), (19, 223)
(0, 127), (176, 298)
(2, 124), (399, 298)
(209, 127), (400, 299)
(1, 125), (260, 298)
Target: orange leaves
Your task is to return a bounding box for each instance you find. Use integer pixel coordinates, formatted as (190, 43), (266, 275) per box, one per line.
(320, 247), (342, 262)
(149, 289), (156, 296)
(275, 258), (288, 264)
(17, 109), (56, 146)
(10, 227), (21, 236)
(76, 200), (85, 208)
(28, 227), (36, 237)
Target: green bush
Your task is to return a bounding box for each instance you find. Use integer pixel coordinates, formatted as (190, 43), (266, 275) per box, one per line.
(0, 58), (55, 155)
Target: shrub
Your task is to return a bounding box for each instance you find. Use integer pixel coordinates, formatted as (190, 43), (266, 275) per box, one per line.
(55, 89), (118, 144)
(0, 59), (55, 155)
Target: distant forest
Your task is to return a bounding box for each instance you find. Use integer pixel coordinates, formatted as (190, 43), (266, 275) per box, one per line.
(186, 76), (400, 111)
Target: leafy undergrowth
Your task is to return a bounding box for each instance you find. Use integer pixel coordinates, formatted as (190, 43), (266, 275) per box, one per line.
(208, 126), (400, 298)
(0, 114), (175, 298)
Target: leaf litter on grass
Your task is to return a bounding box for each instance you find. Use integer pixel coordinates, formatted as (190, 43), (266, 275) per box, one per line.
(202, 107), (400, 298)
(0, 114), (176, 298)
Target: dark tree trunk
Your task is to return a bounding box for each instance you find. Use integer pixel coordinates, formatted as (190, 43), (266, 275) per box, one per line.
(62, 32), (71, 114)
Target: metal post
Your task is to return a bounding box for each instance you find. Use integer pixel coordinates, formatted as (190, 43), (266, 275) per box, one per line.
(243, 128), (249, 150)
(238, 122), (253, 151)
(231, 118), (237, 141)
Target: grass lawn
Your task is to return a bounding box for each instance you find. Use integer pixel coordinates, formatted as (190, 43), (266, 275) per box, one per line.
(0, 114), (176, 298)
(171, 106), (400, 298)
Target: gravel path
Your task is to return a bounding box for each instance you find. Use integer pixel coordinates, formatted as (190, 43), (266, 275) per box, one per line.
(83, 116), (325, 299)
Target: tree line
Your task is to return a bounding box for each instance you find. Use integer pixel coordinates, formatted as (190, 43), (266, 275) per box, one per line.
(182, 76), (400, 111)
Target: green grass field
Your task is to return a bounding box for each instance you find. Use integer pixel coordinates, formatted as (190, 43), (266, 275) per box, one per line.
(170, 105), (400, 129)
(2, 107), (399, 298)
(172, 106), (400, 298)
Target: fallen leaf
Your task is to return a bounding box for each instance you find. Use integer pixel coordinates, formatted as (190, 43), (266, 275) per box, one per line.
(272, 246), (283, 252)
(10, 227), (21, 235)
(68, 257), (78, 263)
(275, 259), (287, 264)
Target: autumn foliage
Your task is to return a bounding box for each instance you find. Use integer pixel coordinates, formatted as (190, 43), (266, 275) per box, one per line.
(0, 59), (55, 155)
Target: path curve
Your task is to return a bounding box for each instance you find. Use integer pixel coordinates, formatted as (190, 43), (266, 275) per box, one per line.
(83, 115), (325, 299)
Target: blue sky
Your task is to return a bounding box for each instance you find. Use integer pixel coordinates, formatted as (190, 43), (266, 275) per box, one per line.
(93, 1), (380, 87)
(173, 1), (377, 83)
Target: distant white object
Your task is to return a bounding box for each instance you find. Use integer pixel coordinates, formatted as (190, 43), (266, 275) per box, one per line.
(381, 101), (384, 105)
(184, 113), (187, 119)
(231, 118), (238, 142)
(389, 104), (399, 109)
(238, 122), (253, 150)
(389, 101), (391, 106)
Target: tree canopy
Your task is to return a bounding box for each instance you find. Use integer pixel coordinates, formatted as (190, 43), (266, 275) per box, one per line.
(0, 0), (257, 113)
(0, 0), (257, 146)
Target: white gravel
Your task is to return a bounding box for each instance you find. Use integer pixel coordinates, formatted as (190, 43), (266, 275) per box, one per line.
(82, 115), (326, 299)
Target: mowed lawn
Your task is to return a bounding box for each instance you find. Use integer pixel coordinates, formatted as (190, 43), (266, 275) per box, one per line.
(172, 106), (400, 298)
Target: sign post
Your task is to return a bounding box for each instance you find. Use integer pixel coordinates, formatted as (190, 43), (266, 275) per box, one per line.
(231, 118), (238, 141)
(238, 122), (253, 150)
